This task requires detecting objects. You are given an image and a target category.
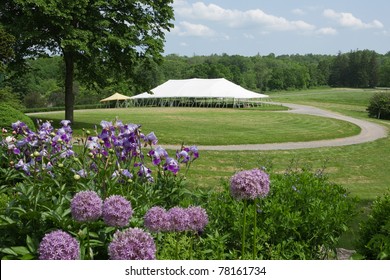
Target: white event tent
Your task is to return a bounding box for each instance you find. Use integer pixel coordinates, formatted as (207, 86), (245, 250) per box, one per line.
(130, 78), (269, 108)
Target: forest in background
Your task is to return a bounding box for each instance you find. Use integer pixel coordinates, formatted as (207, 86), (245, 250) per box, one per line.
(1, 49), (390, 109)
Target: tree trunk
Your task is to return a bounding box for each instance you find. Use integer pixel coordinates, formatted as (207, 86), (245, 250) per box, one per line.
(64, 51), (75, 123)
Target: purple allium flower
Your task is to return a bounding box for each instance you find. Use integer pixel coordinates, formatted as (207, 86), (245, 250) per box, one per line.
(103, 195), (133, 227)
(167, 207), (190, 232)
(38, 230), (80, 260)
(164, 157), (180, 174)
(108, 228), (156, 260)
(230, 168), (270, 200)
(186, 206), (209, 232)
(71, 191), (102, 222)
(144, 206), (170, 232)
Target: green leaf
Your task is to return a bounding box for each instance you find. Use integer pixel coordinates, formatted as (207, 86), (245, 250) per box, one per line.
(10, 246), (30, 256)
(26, 235), (37, 253)
(0, 215), (16, 225)
(21, 253), (35, 260)
(0, 248), (17, 256)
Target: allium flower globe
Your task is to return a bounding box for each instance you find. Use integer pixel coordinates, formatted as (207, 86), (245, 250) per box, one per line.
(167, 207), (190, 232)
(230, 168), (270, 200)
(186, 206), (209, 232)
(38, 230), (80, 260)
(144, 206), (170, 232)
(108, 228), (156, 260)
(103, 195), (133, 227)
(71, 191), (103, 222)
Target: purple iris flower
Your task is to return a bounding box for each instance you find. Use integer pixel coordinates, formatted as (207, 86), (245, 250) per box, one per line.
(144, 132), (158, 145)
(100, 120), (113, 130)
(189, 146), (199, 159)
(177, 150), (190, 163)
(60, 120), (71, 127)
(164, 157), (180, 174)
(149, 146), (168, 165)
(15, 159), (30, 174)
(136, 163), (154, 182)
(12, 121), (30, 135)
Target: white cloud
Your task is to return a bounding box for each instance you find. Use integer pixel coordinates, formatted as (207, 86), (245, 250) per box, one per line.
(323, 9), (384, 29)
(316, 27), (338, 35)
(174, 21), (216, 37)
(175, 1), (316, 32)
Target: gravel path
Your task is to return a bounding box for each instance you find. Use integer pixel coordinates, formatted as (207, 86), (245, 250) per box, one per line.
(166, 102), (388, 151)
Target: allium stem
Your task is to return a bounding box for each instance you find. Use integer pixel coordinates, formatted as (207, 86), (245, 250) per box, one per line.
(189, 233), (193, 260)
(242, 200), (247, 259)
(253, 198), (258, 260)
(86, 226), (93, 260)
(175, 233), (179, 260)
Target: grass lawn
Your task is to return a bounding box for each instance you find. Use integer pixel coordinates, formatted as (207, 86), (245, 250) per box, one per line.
(29, 106), (360, 146)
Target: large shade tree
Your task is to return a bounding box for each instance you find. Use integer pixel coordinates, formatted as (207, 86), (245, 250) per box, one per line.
(0, 26), (15, 73)
(0, 0), (174, 122)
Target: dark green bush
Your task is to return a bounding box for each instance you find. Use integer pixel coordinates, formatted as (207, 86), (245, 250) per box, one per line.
(356, 193), (390, 259)
(0, 104), (35, 130)
(367, 91), (390, 120)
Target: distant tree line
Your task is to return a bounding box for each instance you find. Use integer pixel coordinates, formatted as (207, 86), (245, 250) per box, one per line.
(1, 49), (390, 109)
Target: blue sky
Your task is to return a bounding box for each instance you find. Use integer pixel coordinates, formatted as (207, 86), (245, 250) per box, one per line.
(163, 0), (390, 56)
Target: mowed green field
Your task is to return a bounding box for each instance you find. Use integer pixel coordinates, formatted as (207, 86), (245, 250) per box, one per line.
(30, 106), (360, 146)
(30, 88), (389, 199)
(187, 88), (390, 200)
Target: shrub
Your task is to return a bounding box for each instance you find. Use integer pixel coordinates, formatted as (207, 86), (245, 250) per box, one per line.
(0, 87), (24, 111)
(356, 193), (390, 259)
(0, 104), (35, 130)
(367, 91), (390, 120)
(195, 168), (357, 260)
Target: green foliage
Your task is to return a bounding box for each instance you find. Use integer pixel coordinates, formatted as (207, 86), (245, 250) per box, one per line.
(0, 26), (15, 73)
(329, 50), (379, 88)
(0, 0), (175, 122)
(356, 193), (390, 259)
(197, 168), (357, 260)
(0, 104), (34, 129)
(0, 87), (24, 110)
(3, 50), (390, 111)
(367, 91), (390, 120)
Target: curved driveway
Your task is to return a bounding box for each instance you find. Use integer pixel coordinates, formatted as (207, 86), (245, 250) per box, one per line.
(170, 102), (388, 151)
